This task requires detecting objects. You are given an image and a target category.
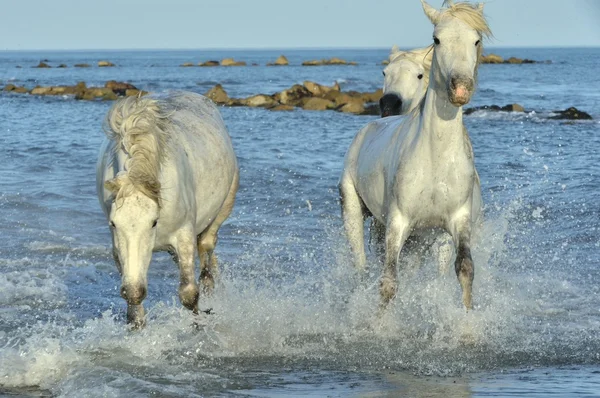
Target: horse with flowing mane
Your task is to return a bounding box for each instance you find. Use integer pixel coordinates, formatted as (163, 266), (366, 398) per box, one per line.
(340, 0), (490, 311)
(97, 91), (239, 327)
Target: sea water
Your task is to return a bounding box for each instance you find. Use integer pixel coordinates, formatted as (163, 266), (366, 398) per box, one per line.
(1, 48), (599, 397)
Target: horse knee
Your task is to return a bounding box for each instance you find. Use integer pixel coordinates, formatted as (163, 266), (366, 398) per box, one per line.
(179, 282), (199, 311)
(121, 284), (147, 305)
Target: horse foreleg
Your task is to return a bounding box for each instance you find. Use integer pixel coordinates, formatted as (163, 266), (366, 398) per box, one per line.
(380, 214), (410, 309)
(173, 232), (199, 314)
(339, 180), (367, 270)
(113, 246), (146, 328)
(450, 215), (474, 311)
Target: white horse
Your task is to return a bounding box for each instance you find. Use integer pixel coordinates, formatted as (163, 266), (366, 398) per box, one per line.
(380, 45), (433, 117)
(340, 0), (490, 311)
(376, 42), (483, 271)
(97, 91), (239, 327)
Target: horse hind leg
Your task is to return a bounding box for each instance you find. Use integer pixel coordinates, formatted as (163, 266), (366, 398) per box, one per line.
(339, 179), (367, 270)
(171, 236), (200, 314)
(369, 218), (386, 262)
(433, 233), (454, 276)
(199, 169), (239, 295)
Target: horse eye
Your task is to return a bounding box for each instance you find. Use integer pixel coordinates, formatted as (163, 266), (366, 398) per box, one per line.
(382, 71), (386, 77)
(109, 221), (116, 229)
(418, 74), (424, 80)
(433, 37), (440, 45)
(475, 40), (481, 46)
(152, 220), (158, 228)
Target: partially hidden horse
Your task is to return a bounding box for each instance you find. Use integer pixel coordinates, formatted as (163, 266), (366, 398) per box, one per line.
(340, 0), (490, 311)
(380, 44), (433, 117)
(97, 91), (239, 327)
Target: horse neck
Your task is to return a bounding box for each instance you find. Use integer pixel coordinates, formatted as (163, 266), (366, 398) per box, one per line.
(418, 69), (465, 148)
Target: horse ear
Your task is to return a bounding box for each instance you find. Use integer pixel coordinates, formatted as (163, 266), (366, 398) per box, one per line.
(421, 0), (440, 24)
(104, 177), (122, 194)
(389, 45), (404, 61)
(104, 172), (128, 194)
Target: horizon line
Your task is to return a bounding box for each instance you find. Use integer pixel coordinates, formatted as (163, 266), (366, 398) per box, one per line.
(1, 44), (599, 52)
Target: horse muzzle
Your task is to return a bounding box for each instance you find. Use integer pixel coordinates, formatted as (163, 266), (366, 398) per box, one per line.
(379, 93), (403, 117)
(448, 76), (474, 107)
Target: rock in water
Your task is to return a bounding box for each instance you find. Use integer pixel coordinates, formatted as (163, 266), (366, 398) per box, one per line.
(204, 84), (229, 104)
(267, 55), (289, 66)
(549, 107), (593, 120)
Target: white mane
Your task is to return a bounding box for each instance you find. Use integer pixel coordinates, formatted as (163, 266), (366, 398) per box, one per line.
(103, 96), (170, 204)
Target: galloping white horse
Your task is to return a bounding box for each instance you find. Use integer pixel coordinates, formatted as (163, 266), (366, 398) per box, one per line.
(376, 42), (483, 270)
(380, 45), (433, 117)
(97, 91), (239, 327)
(340, 0), (490, 311)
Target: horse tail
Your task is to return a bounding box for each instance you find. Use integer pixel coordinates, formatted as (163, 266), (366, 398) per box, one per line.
(103, 95), (169, 203)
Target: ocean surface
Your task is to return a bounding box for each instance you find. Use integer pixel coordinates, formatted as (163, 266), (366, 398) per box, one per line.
(0, 47), (599, 397)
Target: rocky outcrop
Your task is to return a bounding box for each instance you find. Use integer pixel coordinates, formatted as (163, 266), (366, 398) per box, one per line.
(338, 98), (366, 114)
(480, 54), (504, 64)
(201, 80), (380, 115)
(243, 94), (278, 108)
(34, 62), (51, 68)
(302, 97), (335, 111)
(74, 63), (91, 68)
(105, 81), (137, 96)
(3, 81), (147, 101)
(273, 84), (311, 106)
(302, 57), (357, 66)
(204, 84), (229, 104)
(549, 107), (592, 120)
(270, 104), (295, 111)
(480, 53), (548, 64)
(3, 84), (29, 93)
(464, 103), (526, 115)
(464, 104), (592, 120)
(303, 80), (340, 97)
(221, 58), (246, 66)
(267, 55), (289, 66)
(98, 60), (115, 67)
(199, 60), (219, 67)
(181, 62), (195, 67)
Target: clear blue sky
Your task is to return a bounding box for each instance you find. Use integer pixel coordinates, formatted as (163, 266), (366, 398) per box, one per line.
(2, 0), (599, 50)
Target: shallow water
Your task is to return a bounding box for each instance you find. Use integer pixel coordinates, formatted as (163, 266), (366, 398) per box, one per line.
(1, 48), (600, 397)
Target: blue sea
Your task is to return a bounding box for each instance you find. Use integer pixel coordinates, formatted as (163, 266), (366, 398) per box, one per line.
(1, 48), (600, 397)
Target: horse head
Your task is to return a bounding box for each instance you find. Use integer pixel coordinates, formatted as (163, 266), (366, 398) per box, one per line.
(105, 171), (160, 308)
(422, 0), (491, 106)
(381, 45), (433, 117)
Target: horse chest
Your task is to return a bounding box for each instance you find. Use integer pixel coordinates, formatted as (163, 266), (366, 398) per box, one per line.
(398, 156), (473, 221)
